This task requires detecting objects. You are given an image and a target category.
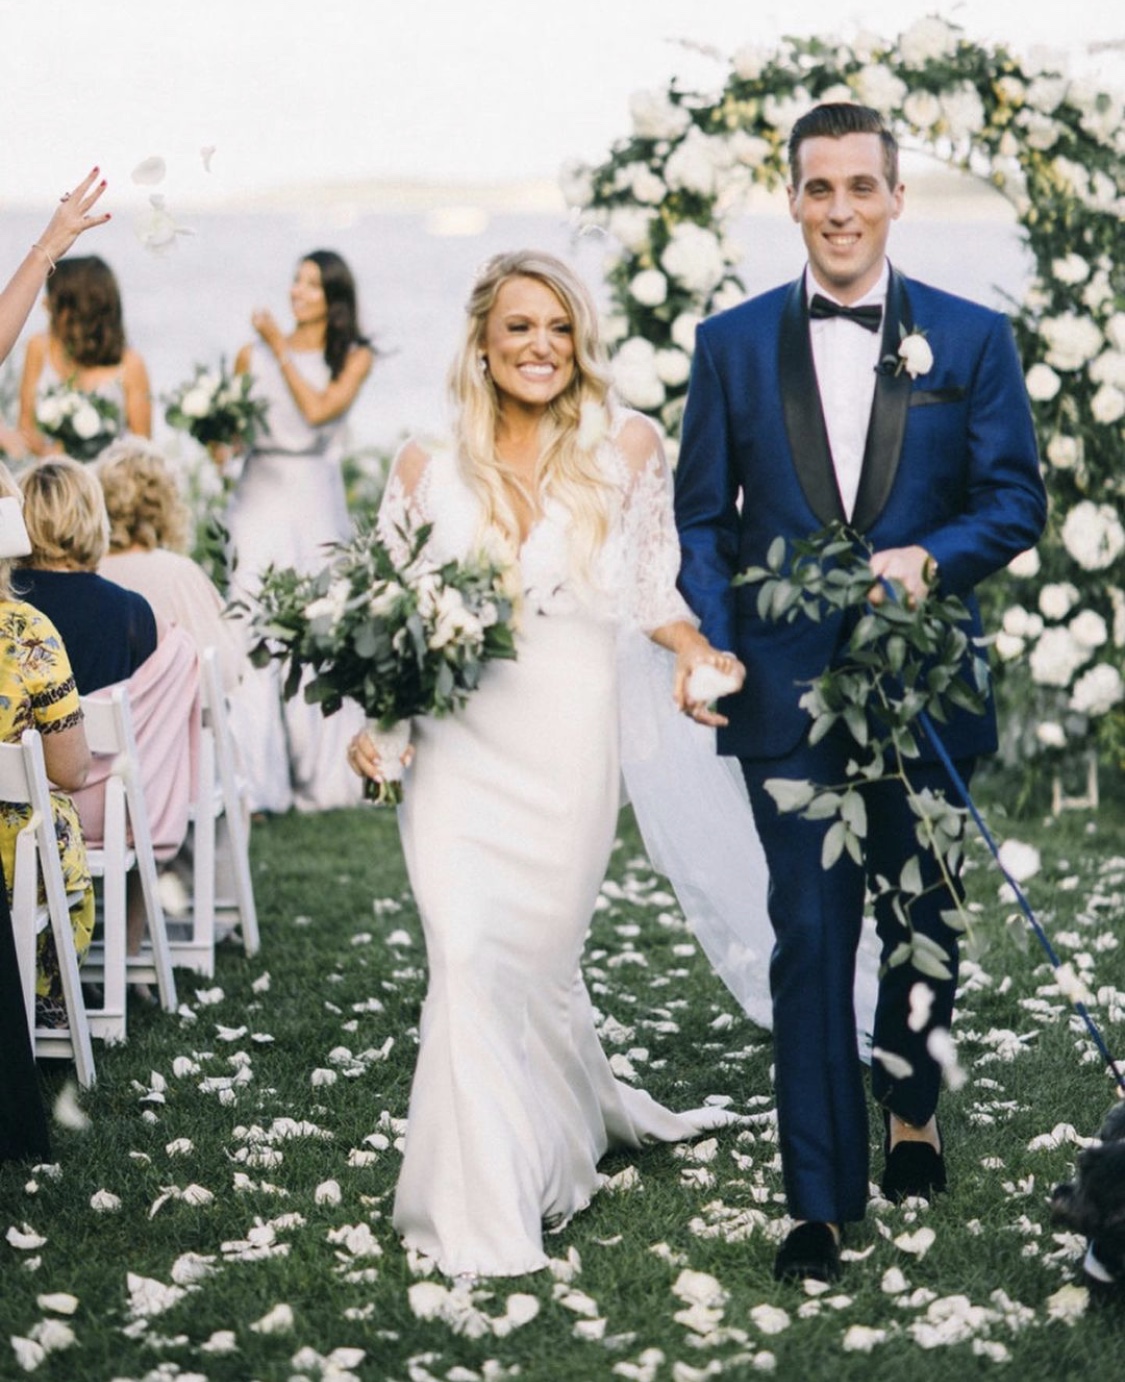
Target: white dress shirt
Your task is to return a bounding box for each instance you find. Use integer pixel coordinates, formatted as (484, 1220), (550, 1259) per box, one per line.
(806, 263), (889, 521)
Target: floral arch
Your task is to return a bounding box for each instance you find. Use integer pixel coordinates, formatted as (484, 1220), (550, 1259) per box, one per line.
(561, 17), (1125, 783)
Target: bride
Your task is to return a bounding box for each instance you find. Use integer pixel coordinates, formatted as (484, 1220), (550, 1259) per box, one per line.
(347, 250), (759, 1278)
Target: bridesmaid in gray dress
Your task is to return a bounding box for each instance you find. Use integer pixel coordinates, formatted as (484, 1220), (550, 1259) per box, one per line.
(225, 250), (375, 814)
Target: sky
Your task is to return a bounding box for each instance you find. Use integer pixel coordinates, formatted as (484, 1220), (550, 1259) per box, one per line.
(1, 0), (1122, 214)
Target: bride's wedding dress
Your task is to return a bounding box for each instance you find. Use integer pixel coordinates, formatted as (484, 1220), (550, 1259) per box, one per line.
(378, 411), (754, 1277)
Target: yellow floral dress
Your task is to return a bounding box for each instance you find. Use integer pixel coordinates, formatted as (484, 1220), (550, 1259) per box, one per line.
(0, 601), (95, 1022)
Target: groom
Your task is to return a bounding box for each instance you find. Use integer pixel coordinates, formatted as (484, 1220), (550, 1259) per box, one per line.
(674, 103), (1046, 1282)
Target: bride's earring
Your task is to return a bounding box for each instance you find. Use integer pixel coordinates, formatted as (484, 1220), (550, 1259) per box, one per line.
(478, 354), (489, 375)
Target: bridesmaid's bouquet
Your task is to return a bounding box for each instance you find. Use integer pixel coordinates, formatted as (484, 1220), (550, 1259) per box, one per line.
(164, 360), (269, 450)
(248, 521), (520, 804)
(35, 379), (120, 461)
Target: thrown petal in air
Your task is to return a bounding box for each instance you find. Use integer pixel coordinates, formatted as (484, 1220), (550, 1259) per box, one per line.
(135, 194), (194, 255)
(201, 145), (217, 172)
(131, 155), (167, 186)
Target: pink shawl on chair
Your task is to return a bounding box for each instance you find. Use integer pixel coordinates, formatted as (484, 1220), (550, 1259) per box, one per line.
(73, 626), (202, 863)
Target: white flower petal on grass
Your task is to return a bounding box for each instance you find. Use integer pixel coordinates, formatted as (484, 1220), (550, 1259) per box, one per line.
(131, 155), (167, 186)
(1054, 963), (1094, 1006)
(89, 1190), (121, 1213)
(672, 1269), (728, 1309)
(9, 1336), (46, 1371)
(997, 839), (1041, 883)
(842, 1324), (887, 1352)
(35, 1294), (78, 1316)
(748, 1304), (790, 1335)
(872, 1047), (914, 1080)
(573, 1317), (607, 1341)
(6, 1225), (47, 1251)
(311, 1068), (338, 1087)
(216, 1024), (248, 1041)
(199, 1328), (239, 1354)
(52, 1083), (89, 1132)
(602, 1166), (641, 1193)
(895, 1226), (936, 1257)
(555, 1288), (601, 1318)
(881, 1266), (910, 1294)
(408, 1280), (449, 1319)
(315, 1179), (342, 1206)
(1045, 1283), (1087, 1322)
(194, 987), (224, 1006)
(249, 1302), (294, 1334)
(165, 1138), (194, 1156)
(126, 1272), (186, 1319)
(170, 1252), (217, 1286)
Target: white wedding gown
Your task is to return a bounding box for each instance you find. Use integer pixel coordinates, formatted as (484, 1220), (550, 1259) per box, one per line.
(380, 412), (760, 1277)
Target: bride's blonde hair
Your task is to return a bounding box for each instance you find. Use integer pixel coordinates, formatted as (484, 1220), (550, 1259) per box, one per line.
(448, 250), (613, 578)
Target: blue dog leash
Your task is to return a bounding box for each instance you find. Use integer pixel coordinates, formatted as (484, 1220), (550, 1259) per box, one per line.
(917, 707), (1125, 1097)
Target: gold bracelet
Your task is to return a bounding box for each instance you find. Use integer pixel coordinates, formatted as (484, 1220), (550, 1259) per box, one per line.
(31, 242), (57, 276)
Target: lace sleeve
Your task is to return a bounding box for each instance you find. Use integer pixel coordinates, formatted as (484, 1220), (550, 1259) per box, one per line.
(615, 414), (697, 634)
(376, 441), (434, 565)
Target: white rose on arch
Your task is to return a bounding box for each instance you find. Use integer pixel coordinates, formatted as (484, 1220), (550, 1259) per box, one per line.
(1028, 626), (1093, 688)
(1069, 609), (1108, 649)
(1024, 363), (1061, 401)
(1045, 434), (1080, 470)
(612, 337), (666, 411)
(1069, 663), (1125, 717)
(1061, 501), (1125, 571)
(629, 269), (668, 308)
(1040, 313), (1103, 371)
(629, 88), (691, 141)
(1007, 548), (1041, 579)
(1038, 582), (1080, 621)
(1090, 385), (1125, 426)
(660, 223), (727, 296)
(898, 15), (958, 66)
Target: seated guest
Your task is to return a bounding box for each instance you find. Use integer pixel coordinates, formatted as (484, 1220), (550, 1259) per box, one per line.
(15, 457), (157, 692)
(0, 461), (94, 1030)
(97, 437), (248, 693)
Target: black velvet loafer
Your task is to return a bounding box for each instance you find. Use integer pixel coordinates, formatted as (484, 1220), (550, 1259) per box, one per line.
(773, 1222), (841, 1283)
(880, 1140), (947, 1203)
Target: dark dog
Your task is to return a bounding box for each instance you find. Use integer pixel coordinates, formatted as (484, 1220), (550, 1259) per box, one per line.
(1050, 1101), (1125, 1301)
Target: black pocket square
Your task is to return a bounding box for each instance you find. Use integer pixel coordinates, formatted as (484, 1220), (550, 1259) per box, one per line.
(909, 386), (966, 407)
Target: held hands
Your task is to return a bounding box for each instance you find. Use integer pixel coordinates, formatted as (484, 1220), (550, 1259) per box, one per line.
(673, 643), (745, 728)
(867, 544), (937, 608)
(36, 168), (110, 265)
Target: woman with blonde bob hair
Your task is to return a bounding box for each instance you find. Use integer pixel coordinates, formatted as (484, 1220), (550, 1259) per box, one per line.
(347, 250), (753, 1279)
(98, 438), (247, 692)
(15, 456), (157, 694)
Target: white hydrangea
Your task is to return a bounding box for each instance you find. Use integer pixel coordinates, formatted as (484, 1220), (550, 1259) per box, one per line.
(1083, 272), (1115, 312)
(941, 82), (987, 140)
(1069, 610), (1108, 649)
(671, 312), (702, 354)
(994, 632), (1026, 661)
(1046, 434), (1081, 470)
(1062, 501), (1125, 570)
(1026, 75), (1069, 114)
(1105, 313), (1125, 351)
(1025, 363), (1061, 401)
(655, 348), (692, 387)
(665, 126), (729, 198)
(898, 16), (958, 65)
(1021, 111), (1061, 151)
(903, 90), (942, 130)
(1040, 313), (1103, 371)
(1035, 721), (1067, 749)
(608, 206), (655, 253)
(661, 222), (727, 295)
(1028, 626), (1092, 687)
(1002, 605), (1042, 638)
(732, 44), (767, 80)
(727, 130), (772, 168)
(629, 269), (668, 308)
(615, 162), (666, 205)
(995, 76), (1026, 106)
(1007, 548), (1041, 579)
(612, 337), (666, 411)
(630, 89), (692, 141)
(1051, 253), (1090, 285)
(1090, 384), (1125, 425)
(1039, 582), (1080, 621)
(852, 64), (908, 114)
(762, 88), (810, 139)
(1069, 663), (1125, 717)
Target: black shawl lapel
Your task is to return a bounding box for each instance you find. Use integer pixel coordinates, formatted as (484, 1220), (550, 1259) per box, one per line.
(778, 278), (846, 527)
(851, 267), (913, 533)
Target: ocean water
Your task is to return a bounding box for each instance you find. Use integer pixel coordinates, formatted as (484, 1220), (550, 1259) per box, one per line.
(0, 201), (1031, 458)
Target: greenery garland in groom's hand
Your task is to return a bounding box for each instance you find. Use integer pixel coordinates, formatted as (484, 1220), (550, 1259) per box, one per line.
(735, 523), (990, 980)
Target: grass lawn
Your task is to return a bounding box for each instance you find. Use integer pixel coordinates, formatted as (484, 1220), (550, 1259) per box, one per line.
(2, 773), (1124, 1381)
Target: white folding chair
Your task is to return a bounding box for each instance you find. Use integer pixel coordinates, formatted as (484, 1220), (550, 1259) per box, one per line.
(0, 729), (95, 1088)
(78, 687), (177, 1040)
(172, 646), (260, 971)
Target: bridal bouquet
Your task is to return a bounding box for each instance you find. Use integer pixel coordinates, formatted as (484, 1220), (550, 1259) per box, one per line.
(35, 380), (120, 461)
(164, 360), (269, 450)
(249, 521), (520, 804)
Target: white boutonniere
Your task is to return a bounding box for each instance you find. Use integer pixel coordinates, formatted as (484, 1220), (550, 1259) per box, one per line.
(881, 324), (934, 379)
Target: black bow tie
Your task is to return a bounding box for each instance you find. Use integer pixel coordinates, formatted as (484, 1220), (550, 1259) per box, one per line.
(808, 294), (883, 332)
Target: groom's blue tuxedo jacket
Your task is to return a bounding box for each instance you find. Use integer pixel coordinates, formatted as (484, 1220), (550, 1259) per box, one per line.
(675, 266), (1047, 762)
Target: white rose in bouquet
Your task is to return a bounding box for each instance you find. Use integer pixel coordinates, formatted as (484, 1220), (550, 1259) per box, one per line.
(71, 401), (104, 441)
(36, 395), (64, 428)
(180, 385), (213, 420)
(1069, 663), (1125, 717)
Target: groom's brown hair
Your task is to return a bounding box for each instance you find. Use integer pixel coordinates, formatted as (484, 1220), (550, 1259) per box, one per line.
(788, 103), (900, 190)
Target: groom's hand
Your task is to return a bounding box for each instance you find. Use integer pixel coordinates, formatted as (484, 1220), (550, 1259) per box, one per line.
(868, 544), (936, 608)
